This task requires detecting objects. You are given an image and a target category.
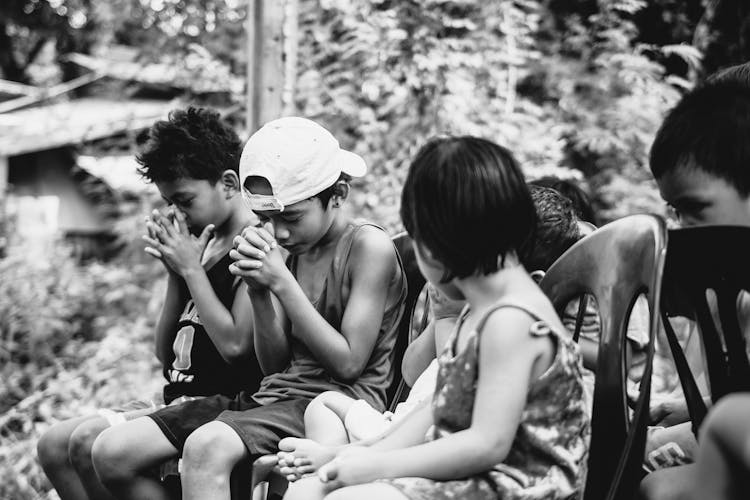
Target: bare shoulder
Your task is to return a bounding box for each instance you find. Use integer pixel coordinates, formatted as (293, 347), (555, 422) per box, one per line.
(479, 306), (554, 358)
(349, 224), (397, 265)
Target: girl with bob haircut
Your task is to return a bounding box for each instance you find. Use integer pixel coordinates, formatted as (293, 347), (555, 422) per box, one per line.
(283, 136), (590, 500)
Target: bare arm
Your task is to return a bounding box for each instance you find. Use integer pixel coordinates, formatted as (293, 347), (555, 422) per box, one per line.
(229, 226), (291, 375)
(182, 270), (256, 365)
(401, 322), (436, 387)
(247, 287), (290, 375)
(402, 315), (456, 386)
(154, 273), (187, 365)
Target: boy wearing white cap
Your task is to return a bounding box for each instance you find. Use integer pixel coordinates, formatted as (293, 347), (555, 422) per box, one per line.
(91, 117), (407, 500)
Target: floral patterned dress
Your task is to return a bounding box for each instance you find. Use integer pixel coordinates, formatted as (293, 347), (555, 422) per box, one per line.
(382, 301), (590, 500)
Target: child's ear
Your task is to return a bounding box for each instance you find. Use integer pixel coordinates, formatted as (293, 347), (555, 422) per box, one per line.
(330, 180), (350, 208)
(529, 270), (545, 283)
(220, 170), (240, 198)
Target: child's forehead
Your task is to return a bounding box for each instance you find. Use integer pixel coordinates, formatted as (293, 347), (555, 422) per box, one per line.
(155, 177), (213, 195)
(658, 165), (739, 200)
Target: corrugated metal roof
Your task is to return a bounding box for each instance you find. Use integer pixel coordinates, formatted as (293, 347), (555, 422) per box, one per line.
(66, 52), (243, 94)
(0, 98), (175, 156)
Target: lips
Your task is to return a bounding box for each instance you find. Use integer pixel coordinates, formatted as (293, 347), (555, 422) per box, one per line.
(281, 242), (301, 253)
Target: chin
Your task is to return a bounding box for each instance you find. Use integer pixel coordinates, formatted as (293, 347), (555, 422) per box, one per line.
(282, 243), (302, 255)
(438, 283), (464, 301)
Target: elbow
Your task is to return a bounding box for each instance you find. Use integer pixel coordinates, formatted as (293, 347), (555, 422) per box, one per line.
(468, 432), (511, 469)
(329, 361), (364, 384)
(220, 338), (254, 366)
(480, 439), (511, 467)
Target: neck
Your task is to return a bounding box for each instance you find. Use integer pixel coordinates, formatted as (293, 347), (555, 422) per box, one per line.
(213, 198), (253, 242)
(453, 254), (530, 310)
(303, 213), (350, 260)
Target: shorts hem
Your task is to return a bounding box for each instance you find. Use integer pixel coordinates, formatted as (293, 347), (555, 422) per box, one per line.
(147, 414), (184, 451)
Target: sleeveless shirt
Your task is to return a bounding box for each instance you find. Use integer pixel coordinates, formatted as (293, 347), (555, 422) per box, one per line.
(251, 220), (406, 411)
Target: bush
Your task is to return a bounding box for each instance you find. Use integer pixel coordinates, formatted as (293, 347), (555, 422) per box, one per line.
(0, 215), (165, 499)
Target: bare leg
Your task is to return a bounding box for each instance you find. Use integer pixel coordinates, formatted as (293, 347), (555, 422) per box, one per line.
(638, 465), (694, 500)
(324, 483), (408, 500)
(689, 394), (750, 500)
(304, 392), (356, 445)
(37, 415), (99, 500)
(92, 417), (178, 500)
(283, 475), (330, 500)
(69, 417), (118, 500)
(181, 421), (249, 500)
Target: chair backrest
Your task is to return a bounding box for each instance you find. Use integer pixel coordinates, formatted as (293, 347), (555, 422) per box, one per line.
(386, 232), (427, 411)
(660, 225), (750, 435)
(540, 214), (667, 500)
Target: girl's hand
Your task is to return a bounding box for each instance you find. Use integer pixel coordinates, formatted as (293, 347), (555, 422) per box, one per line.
(142, 209), (214, 277)
(317, 448), (383, 488)
(229, 221), (291, 292)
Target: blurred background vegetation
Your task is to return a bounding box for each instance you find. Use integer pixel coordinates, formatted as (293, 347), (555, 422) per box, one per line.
(1, 0), (750, 498)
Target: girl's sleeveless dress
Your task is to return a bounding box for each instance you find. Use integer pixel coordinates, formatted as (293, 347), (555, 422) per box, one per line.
(382, 300), (590, 500)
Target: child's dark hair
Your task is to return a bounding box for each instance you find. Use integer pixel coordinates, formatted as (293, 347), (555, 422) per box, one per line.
(529, 176), (596, 225)
(137, 107), (242, 184)
(400, 136), (536, 280)
(523, 185), (581, 272)
(650, 82), (750, 196)
(705, 62), (750, 87)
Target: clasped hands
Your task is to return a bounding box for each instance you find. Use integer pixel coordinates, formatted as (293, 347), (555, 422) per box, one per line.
(143, 208), (214, 277)
(229, 221), (290, 291)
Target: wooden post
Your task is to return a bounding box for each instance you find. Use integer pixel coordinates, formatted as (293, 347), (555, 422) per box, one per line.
(246, 0), (258, 133)
(258, 0), (285, 126)
(0, 155), (7, 257)
(283, 0), (299, 116)
(246, 0), (286, 134)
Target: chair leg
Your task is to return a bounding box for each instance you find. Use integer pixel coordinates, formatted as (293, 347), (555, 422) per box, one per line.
(252, 481), (269, 500)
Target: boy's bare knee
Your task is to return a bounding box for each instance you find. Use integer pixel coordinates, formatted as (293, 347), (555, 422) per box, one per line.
(91, 428), (136, 484)
(69, 418), (108, 472)
(37, 425), (72, 471)
(639, 468), (689, 500)
(304, 395), (329, 421)
(182, 422), (245, 473)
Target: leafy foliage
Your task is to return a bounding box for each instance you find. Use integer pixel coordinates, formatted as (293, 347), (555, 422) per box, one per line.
(0, 205), (165, 500)
(2, 1), (749, 498)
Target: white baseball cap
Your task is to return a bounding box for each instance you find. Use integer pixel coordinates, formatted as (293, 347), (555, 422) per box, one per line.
(239, 117), (367, 212)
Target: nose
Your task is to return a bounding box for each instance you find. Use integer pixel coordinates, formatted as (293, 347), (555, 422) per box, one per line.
(274, 224), (290, 242)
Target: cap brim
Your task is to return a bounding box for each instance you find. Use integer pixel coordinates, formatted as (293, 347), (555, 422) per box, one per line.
(335, 149), (367, 177)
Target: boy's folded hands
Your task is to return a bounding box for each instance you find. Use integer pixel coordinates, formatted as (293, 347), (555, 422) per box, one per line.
(229, 221), (291, 292)
(142, 208), (214, 276)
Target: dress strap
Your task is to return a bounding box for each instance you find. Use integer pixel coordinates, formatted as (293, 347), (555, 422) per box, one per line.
(474, 300), (559, 339)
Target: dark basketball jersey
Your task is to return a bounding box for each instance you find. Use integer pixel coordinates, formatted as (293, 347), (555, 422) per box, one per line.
(163, 253), (262, 403)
